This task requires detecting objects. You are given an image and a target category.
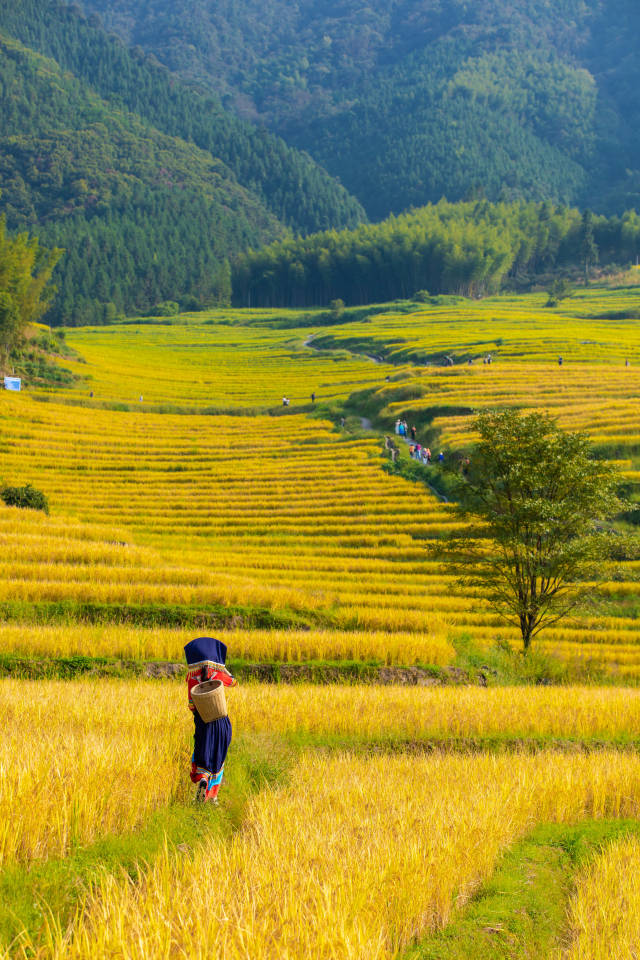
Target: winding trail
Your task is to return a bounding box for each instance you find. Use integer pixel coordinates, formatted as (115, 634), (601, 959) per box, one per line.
(305, 331), (448, 501)
(395, 432), (449, 502)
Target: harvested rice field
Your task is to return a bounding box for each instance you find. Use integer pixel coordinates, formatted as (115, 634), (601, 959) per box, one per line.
(2, 285), (640, 958)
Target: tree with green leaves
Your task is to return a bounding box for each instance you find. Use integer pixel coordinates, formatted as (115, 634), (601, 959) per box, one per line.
(0, 215), (61, 364)
(580, 209), (598, 285)
(546, 277), (573, 306)
(442, 409), (623, 651)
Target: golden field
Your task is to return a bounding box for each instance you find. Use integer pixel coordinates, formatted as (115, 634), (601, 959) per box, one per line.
(3, 678), (640, 868)
(307, 289), (640, 460)
(1, 380), (638, 666)
(559, 835), (640, 960)
(0, 288), (635, 671)
(0, 679), (190, 865)
(1, 288), (640, 957)
(0, 623), (454, 666)
(32, 750), (640, 960)
(47, 312), (401, 408)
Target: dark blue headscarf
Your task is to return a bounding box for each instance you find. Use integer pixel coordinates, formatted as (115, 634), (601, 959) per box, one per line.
(184, 636), (228, 666)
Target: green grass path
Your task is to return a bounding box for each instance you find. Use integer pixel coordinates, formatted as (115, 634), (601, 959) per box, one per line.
(406, 819), (640, 960)
(0, 734), (290, 955)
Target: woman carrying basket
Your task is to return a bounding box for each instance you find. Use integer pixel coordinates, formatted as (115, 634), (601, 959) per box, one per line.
(185, 636), (238, 803)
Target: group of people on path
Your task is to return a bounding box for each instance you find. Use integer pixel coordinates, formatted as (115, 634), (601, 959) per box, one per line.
(395, 418), (411, 438)
(392, 419), (444, 466)
(409, 443), (441, 465)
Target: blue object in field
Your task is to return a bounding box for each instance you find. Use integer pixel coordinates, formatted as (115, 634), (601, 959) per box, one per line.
(3, 377), (21, 391)
(185, 636), (232, 774)
(184, 636), (228, 666)
(194, 712), (232, 773)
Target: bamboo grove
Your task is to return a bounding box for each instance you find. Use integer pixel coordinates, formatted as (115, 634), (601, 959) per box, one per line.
(232, 201), (640, 306)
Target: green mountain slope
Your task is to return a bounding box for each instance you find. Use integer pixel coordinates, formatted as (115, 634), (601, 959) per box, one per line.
(73, 0), (640, 218)
(0, 1), (367, 325)
(0, 0), (365, 236)
(0, 33), (286, 324)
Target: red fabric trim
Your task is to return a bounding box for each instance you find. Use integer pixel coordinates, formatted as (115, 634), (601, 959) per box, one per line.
(187, 667), (237, 706)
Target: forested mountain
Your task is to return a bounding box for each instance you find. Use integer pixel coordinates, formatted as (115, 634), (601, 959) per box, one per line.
(233, 201), (640, 307)
(75, 0), (640, 220)
(0, 0), (365, 324)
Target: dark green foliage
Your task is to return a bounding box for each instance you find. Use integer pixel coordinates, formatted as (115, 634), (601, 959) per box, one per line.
(233, 199), (640, 307)
(546, 277), (573, 307)
(0, 0), (364, 235)
(0, 215), (61, 357)
(329, 298), (345, 319)
(1, 483), (49, 514)
(74, 0), (640, 217)
(148, 301), (179, 317)
(580, 209), (599, 285)
(0, 1), (366, 325)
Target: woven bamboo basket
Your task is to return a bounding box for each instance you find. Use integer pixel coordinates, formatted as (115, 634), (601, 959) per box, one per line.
(191, 678), (227, 723)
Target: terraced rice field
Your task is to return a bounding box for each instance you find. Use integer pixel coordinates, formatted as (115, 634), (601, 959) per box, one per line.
(2, 388), (638, 669)
(48, 311), (401, 408)
(3, 290), (640, 670)
(2, 286), (640, 958)
(310, 288), (640, 462)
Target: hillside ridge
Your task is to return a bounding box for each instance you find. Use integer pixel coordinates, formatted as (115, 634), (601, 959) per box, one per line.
(75, 0), (640, 218)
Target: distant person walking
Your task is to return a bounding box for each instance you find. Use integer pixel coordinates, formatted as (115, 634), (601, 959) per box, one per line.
(410, 425), (417, 441)
(185, 636), (238, 803)
(438, 451), (444, 464)
(558, 357), (563, 366)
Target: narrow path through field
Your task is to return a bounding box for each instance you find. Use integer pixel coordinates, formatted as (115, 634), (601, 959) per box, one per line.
(405, 819), (640, 960)
(0, 735), (289, 955)
(393, 431), (450, 502)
